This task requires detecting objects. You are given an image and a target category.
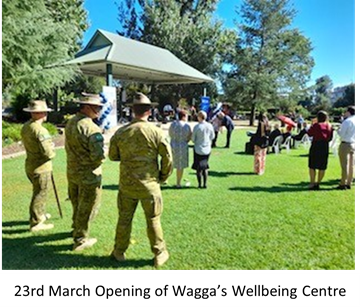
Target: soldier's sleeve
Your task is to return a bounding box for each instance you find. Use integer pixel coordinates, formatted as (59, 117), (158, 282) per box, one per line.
(158, 132), (173, 183)
(108, 134), (121, 161)
(88, 132), (105, 163)
(38, 130), (56, 160)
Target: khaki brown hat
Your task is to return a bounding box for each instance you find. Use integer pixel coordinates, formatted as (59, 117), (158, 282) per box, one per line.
(23, 100), (53, 112)
(127, 92), (158, 106)
(74, 93), (104, 107)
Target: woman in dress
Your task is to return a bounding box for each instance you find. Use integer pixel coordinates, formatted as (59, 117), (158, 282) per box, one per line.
(307, 111), (333, 190)
(253, 113), (270, 175)
(191, 111), (215, 188)
(169, 109), (192, 188)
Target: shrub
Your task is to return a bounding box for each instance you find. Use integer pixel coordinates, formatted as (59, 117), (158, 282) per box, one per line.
(2, 121), (58, 146)
(2, 121), (22, 143)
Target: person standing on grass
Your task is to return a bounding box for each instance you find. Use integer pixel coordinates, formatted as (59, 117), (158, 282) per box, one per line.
(337, 106), (355, 190)
(218, 112), (235, 148)
(169, 109), (192, 188)
(192, 111), (215, 188)
(65, 94), (105, 251)
(210, 112), (223, 148)
(109, 92), (173, 268)
(307, 111), (333, 190)
(21, 100), (55, 232)
(253, 113), (270, 175)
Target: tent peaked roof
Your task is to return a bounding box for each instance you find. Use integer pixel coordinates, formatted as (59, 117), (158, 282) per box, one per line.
(66, 29), (214, 84)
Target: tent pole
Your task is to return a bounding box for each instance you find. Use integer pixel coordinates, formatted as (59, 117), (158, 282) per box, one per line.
(106, 63), (113, 86)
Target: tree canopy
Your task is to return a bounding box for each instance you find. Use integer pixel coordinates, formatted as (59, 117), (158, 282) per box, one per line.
(223, 0), (314, 125)
(116, 0), (235, 106)
(2, 0), (88, 99)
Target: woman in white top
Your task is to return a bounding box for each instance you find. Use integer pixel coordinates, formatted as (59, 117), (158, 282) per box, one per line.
(191, 111), (215, 188)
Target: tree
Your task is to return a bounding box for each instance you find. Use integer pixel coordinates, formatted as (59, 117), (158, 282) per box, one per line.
(224, 0), (314, 125)
(333, 83), (355, 108)
(2, 0), (88, 100)
(116, 0), (235, 107)
(312, 75), (333, 112)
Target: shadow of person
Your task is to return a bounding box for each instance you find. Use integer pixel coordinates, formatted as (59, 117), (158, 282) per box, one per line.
(102, 184), (119, 190)
(2, 232), (154, 270)
(2, 221), (29, 227)
(208, 170), (256, 178)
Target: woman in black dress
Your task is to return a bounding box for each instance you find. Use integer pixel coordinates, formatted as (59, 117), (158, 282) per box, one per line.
(307, 111), (333, 190)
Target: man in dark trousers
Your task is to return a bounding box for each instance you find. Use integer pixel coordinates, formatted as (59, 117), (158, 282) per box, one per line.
(218, 112), (234, 148)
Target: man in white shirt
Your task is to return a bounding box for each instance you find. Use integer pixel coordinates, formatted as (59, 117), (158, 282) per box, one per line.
(337, 106), (355, 190)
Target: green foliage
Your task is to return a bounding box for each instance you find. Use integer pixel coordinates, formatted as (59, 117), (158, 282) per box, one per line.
(2, 121), (23, 144)
(330, 107), (346, 117)
(224, 0), (314, 125)
(116, 0), (235, 104)
(61, 75), (106, 99)
(312, 75), (333, 113)
(2, 130), (354, 269)
(2, 0), (88, 98)
(333, 84), (355, 108)
(43, 122), (59, 136)
(2, 120), (58, 146)
(295, 106), (311, 120)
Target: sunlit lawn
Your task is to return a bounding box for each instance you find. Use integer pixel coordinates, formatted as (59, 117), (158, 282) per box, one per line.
(2, 129), (355, 270)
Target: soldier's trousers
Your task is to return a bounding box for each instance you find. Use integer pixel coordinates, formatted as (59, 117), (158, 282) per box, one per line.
(114, 191), (166, 256)
(68, 180), (101, 244)
(27, 171), (51, 227)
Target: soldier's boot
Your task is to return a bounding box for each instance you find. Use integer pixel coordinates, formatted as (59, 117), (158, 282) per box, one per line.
(30, 223), (54, 232)
(38, 213), (51, 224)
(111, 250), (126, 262)
(154, 250), (170, 268)
(73, 238), (97, 251)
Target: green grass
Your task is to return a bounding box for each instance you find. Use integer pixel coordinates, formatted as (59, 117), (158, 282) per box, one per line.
(2, 130), (355, 270)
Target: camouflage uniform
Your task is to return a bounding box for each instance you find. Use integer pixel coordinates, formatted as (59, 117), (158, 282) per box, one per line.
(65, 113), (105, 245)
(109, 119), (172, 257)
(21, 119), (55, 227)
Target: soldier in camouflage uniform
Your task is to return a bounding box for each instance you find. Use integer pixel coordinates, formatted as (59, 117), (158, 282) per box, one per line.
(109, 92), (173, 268)
(65, 94), (105, 251)
(21, 100), (55, 232)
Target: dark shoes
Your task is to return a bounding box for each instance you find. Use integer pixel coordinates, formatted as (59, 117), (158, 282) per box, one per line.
(308, 184), (320, 190)
(336, 185), (351, 190)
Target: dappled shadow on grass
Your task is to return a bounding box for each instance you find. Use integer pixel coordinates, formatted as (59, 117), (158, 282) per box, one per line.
(209, 170), (256, 178)
(102, 184), (118, 190)
(2, 220), (30, 235)
(234, 151), (251, 156)
(160, 185), (198, 190)
(297, 154), (309, 158)
(2, 228), (153, 270)
(229, 179), (338, 193)
(2, 221), (28, 227)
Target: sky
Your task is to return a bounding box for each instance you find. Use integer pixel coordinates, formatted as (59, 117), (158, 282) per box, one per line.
(83, 0), (355, 88)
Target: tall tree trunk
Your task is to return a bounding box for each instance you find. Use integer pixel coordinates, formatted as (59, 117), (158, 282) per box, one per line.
(52, 88), (58, 112)
(249, 90), (257, 126)
(249, 103), (256, 126)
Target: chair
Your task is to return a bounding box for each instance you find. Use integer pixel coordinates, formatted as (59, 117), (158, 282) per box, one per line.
(330, 134), (340, 156)
(272, 135), (283, 154)
(281, 135), (292, 153)
(294, 133), (311, 149)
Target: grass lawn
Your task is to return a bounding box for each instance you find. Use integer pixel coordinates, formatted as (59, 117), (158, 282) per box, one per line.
(2, 129), (355, 270)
